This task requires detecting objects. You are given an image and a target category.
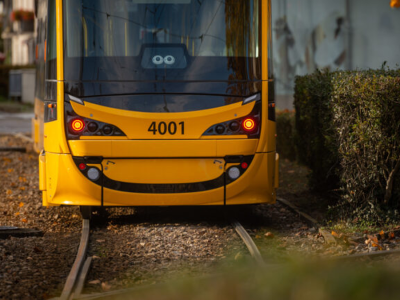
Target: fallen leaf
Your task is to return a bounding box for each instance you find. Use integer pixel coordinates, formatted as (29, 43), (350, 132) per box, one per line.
(15, 212), (20, 216)
(89, 280), (101, 285)
(371, 243), (383, 251)
(368, 234), (379, 245)
(101, 282), (112, 292)
(331, 231), (340, 238)
(19, 176), (27, 182)
(265, 232), (274, 238)
(6, 190), (12, 195)
(389, 232), (395, 240)
(7, 168), (14, 173)
(2, 158), (12, 163)
(19, 187), (25, 191)
(21, 218), (28, 223)
(19, 202), (24, 207)
(379, 230), (385, 239)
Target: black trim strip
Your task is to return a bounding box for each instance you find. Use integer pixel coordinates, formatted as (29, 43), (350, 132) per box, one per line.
(102, 173), (225, 194)
(73, 156), (254, 194)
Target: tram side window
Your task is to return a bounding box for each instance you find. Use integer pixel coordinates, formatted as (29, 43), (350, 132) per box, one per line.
(46, 0), (57, 79)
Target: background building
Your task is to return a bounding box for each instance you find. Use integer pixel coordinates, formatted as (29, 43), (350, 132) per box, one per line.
(271, 0), (400, 109)
(1, 0), (35, 65)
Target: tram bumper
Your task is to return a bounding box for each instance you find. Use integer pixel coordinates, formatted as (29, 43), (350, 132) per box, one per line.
(41, 140), (276, 206)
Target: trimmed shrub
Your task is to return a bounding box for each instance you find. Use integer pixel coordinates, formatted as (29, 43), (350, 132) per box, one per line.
(294, 68), (400, 222)
(294, 71), (339, 191)
(276, 109), (296, 161)
(331, 70), (400, 221)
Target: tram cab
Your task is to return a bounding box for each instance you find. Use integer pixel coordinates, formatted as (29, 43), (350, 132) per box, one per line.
(33, 0), (279, 209)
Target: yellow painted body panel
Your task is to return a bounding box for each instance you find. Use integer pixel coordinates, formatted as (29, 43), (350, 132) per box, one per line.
(275, 153), (280, 188)
(71, 101), (254, 140)
(68, 139), (258, 158)
(257, 0), (274, 154)
(225, 152), (276, 205)
(43, 152), (102, 206)
(32, 98), (44, 153)
(104, 159), (222, 184)
(39, 151), (46, 191)
(103, 185), (224, 206)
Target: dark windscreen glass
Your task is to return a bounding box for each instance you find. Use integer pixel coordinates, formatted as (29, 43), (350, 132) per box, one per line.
(63, 0), (261, 82)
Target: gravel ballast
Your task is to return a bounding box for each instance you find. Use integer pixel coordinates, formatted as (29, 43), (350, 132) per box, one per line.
(2, 135), (400, 299)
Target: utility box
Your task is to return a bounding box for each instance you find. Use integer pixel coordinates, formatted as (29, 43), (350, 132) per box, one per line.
(21, 69), (36, 104)
(9, 68), (36, 104)
(9, 69), (22, 99)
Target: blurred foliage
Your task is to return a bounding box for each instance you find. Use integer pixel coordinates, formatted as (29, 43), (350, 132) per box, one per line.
(391, 0), (400, 8)
(112, 260), (400, 300)
(276, 109), (296, 161)
(294, 68), (400, 223)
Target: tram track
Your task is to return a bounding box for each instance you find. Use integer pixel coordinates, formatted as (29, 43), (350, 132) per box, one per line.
(231, 220), (265, 266)
(57, 219), (91, 300)
(54, 209), (267, 299)
(54, 200), (400, 300)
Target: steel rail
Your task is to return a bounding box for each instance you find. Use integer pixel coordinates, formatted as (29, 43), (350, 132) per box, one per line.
(276, 197), (319, 227)
(59, 219), (91, 300)
(232, 220), (265, 266)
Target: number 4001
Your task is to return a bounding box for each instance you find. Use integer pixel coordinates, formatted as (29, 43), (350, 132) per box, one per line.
(148, 121), (185, 135)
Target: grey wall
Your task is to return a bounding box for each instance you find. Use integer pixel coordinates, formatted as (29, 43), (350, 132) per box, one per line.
(271, 0), (400, 109)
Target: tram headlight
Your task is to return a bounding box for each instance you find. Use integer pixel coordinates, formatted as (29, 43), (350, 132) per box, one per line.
(69, 118), (85, 133)
(242, 118), (256, 132)
(201, 100), (261, 138)
(87, 168), (100, 181)
(228, 167), (241, 180)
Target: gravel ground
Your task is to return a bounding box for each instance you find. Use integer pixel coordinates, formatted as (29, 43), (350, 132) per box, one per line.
(1, 135), (400, 299)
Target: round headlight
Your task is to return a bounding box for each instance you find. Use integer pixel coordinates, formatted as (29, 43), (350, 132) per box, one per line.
(215, 124), (225, 134)
(87, 168), (100, 181)
(228, 167), (241, 180)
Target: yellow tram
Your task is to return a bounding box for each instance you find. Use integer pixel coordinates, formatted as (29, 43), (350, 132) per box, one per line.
(33, 0), (279, 215)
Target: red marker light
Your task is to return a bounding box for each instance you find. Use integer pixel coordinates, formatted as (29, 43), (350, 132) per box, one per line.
(79, 163), (87, 170)
(71, 118), (85, 133)
(242, 118), (255, 131)
(241, 162), (248, 169)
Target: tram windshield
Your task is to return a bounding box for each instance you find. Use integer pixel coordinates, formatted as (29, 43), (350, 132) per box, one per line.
(63, 0), (261, 82)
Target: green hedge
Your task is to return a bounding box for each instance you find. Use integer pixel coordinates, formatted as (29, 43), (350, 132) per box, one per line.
(294, 69), (400, 222)
(331, 70), (400, 221)
(0, 64), (35, 98)
(294, 71), (339, 192)
(276, 109), (296, 161)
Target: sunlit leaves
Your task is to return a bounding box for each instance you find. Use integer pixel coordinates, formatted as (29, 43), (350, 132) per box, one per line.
(391, 0), (400, 8)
